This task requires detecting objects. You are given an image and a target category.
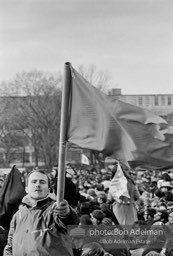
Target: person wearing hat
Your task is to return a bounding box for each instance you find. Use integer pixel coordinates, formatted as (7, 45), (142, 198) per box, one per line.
(157, 173), (172, 189)
(160, 181), (173, 193)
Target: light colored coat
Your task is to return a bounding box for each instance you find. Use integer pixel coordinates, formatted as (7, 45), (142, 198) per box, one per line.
(3, 195), (79, 256)
(110, 180), (140, 225)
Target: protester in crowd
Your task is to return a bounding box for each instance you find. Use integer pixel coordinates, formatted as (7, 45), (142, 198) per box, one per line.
(137, 210), (168, 256)
(95, 184), (105, 195)
(108, 163), (140, 226)
(78, 202), (93, 216)
(165, 210), (173, 232)
(167, 201), (173, 213)
(97, 192), (108, 207)
(90, 209), (105, 225)
(150, 181), (158, 197)
(158, 211), (173, 256)
(135, 198), (145, 221)
(140, 190), (152, 208)
(160, 181), (173, 194)
(3, 169), (79, 256)
(153, 210), (168, 225)
(157, 173), (172, 189)
(154, 189), (166, 207)
(86, 188), (97, 199)
(143, 208), (156, 226)
(100, 203), (115, 222)
(141, 223), (167, 256)
(150, 199), (160, 211)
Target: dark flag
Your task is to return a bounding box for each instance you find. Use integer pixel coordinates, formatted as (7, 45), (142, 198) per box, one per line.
(0, 165), (26, 230)
(66, 64), (173, 169)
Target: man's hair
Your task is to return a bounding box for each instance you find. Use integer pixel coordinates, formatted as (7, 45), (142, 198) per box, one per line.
(26, 169), (51, 188)
(168, 209), (173, 216)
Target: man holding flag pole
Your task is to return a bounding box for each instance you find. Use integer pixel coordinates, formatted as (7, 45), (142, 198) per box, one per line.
(3, 63), (79, 256)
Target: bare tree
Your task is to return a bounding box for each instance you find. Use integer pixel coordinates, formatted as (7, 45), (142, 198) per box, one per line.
(78, 64), (111, 93)
(0, 70), (63, 169)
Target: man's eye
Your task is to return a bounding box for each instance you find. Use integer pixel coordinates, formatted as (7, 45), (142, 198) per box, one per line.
(40, 181), (46, 184)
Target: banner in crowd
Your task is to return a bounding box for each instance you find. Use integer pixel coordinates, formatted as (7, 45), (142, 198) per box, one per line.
(81, 154), (90, 165)
(109, 163), (130, 202)
(0, 166), (26, 230)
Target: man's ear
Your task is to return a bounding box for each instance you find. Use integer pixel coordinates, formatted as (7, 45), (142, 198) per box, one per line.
(25, 187), (28, 193)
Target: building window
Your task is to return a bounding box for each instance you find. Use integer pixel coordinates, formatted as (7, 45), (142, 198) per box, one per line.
(67, 149), (81, 162)
(155, 96), (159, 106)
(32, 152), (44, 162)
(23, 152), (30, 163)
(10, 152), (23, 163)
(138, 96), (143, 106)
(145, 96), (150, 106)
(161, 95), (165, 105)
(168, 96), (172, 106)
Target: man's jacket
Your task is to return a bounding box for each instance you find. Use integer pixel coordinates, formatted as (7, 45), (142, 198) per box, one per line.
(3, 195), (79, 256)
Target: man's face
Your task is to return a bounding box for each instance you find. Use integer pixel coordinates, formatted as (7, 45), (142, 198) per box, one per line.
(51, 169), (57, 178)
(168, 212), (173, 224)
(154, 211), (162, 221)
(167, 204), (173, 213)
(26, 172), (49, 201)
(97, 197), (103, 204)
(151, 202), (159, 211)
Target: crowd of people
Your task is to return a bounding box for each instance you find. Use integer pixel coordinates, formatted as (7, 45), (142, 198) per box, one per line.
(0, 163), (173, 256)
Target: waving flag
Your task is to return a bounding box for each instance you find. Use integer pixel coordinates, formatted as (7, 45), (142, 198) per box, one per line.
(66, 64), (173, 169)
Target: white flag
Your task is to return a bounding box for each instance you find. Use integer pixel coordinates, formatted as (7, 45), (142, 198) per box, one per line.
(81, 154), (90, 165)
(109, 163), (130, 202)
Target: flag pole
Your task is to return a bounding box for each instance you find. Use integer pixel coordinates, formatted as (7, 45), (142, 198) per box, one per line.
(57, 62), (71, 205)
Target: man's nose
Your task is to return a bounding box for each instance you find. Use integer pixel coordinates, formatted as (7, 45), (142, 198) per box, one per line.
(35, 181), (41, 186)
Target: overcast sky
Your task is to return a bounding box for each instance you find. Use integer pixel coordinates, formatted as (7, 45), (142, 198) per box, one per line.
(0, 0), (173, 94)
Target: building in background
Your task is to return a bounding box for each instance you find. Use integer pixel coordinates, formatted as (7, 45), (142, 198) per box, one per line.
(108, 88), (173, 131)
